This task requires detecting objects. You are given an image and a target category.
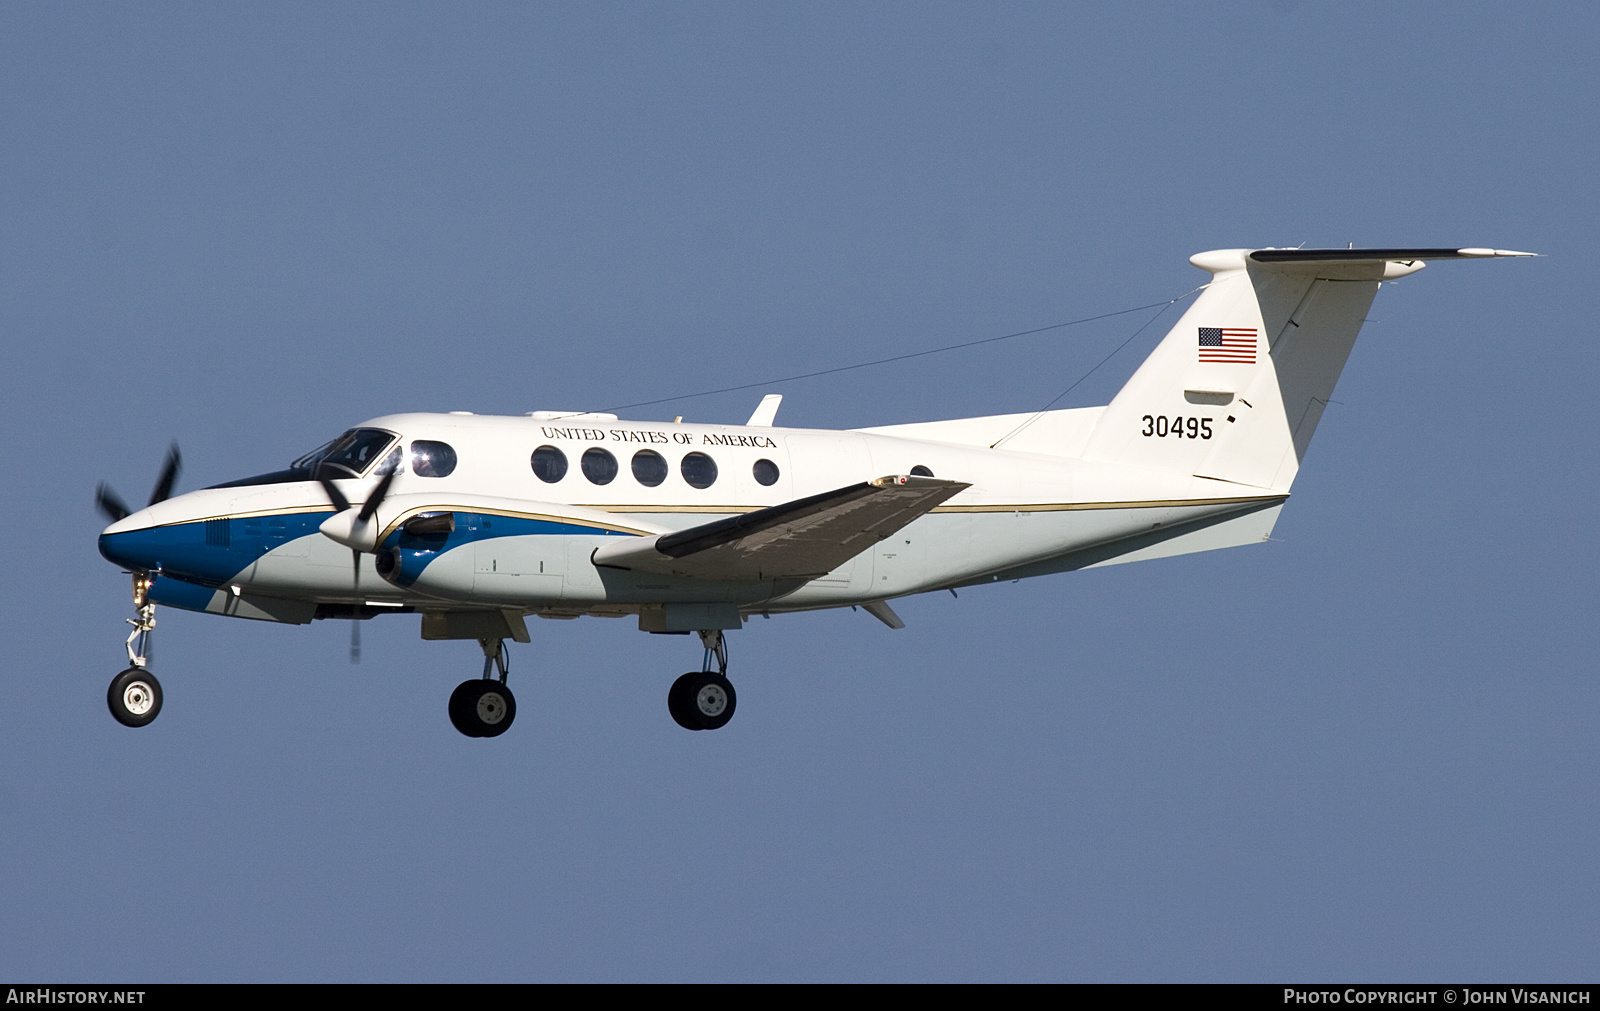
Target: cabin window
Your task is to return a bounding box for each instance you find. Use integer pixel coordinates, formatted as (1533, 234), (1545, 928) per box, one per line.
(410, 440), (458, 478)
(582, 447), (618, 485)
(531, 445), (567, 483)
(681, 452), (718, 489)
(910, 465), (933, 477)
(632, 450), (668, 487)
(315, 428), (398, 479)
(752, 458), (780, 486)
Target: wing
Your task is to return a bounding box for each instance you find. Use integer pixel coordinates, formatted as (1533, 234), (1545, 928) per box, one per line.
(591, 475), (970, 581)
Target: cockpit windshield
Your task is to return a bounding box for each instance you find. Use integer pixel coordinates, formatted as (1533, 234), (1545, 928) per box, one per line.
(312, 428), (400, 479)
(204, 428), (400, 490)
(289, 438), (339, 474)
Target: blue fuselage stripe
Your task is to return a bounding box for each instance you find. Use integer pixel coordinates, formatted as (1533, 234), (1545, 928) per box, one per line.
(100, 510), (624, 590)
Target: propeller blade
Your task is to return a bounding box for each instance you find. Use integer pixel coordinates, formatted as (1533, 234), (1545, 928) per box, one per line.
(148, 443), (182, 506)
(95, 482), (132, 523)
(349, 549), (361, 664)
(319, 476), (351, 513)
(356, 468), (397, 523)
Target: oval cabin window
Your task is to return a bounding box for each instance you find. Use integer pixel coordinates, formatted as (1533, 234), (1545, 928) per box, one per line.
(680, 452), (718, 489)
(531, 445), (568, 483)
(632, 450), (668, 487)
(410, 440), (458, 478)
(752, 458), (780, 486)
(581, 447), (619, 485)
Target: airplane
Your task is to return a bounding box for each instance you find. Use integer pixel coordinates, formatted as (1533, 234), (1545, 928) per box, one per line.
(95, 246), (1532, 737)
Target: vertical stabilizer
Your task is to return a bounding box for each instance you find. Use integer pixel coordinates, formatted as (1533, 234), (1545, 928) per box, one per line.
(1081, 247), (1530, 492)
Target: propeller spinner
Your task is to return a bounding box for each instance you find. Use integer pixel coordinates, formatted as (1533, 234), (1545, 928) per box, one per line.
(317, 467), (397, 552)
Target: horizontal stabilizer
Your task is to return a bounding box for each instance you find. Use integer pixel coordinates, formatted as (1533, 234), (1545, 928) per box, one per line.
(1250, 247), (1534, 263)
(592, 475), (969, 581)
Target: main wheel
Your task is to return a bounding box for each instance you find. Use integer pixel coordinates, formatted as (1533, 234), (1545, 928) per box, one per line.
(108, 667), (163, 728)
(448, 679), (517, 738)
(667, 671), (736, 731)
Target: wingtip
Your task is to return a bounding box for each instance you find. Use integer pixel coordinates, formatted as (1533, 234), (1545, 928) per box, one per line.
(1457, 248), (1538, 258)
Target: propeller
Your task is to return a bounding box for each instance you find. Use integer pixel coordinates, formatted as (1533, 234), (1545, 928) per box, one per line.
(317, 474), (351, 514)
(96, 443), (182, 524)
(316, 465), (397, 552)
(315, 464), (399, 666)
(95, 484), (132, 523)
(149, 444), (182, 507)
(358, 468), (397, 523)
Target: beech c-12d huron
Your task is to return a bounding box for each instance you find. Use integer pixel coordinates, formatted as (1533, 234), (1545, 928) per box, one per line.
(96, 246), (1532, 737)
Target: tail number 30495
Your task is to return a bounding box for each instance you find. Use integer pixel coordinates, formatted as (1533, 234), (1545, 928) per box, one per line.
(1142, 415), (1212, 439)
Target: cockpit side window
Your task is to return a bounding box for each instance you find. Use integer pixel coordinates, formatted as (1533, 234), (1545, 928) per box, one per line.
(373, 445), (403, 477)
(314, 429), (399, 479)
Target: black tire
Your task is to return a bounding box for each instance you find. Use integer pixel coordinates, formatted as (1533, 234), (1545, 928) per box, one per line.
(448, 679), (485, 737)
(108, 667), (163, 728)
(667, 671), (736, 731)
(448, 679), (516, 738)
(667, 673), (699, 730)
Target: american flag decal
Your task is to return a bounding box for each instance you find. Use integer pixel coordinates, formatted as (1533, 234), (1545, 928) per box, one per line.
(1198, 327), (1258, 363)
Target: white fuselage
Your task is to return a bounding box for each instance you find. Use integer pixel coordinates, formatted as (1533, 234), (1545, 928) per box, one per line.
(101, 408), (1283, 622)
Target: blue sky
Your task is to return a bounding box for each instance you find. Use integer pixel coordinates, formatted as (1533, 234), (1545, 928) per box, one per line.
(1, 2), (1594, 981)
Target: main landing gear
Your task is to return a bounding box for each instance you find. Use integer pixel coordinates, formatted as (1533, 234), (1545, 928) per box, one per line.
(668, 630), (737, 732)
(449, 637), (517, 738)
(108, 574), (163, 728)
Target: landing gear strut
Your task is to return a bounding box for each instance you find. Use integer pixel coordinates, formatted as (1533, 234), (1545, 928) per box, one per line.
(668, 629), (737, 731)
(449, 637), (517, 738)
(108, 574), (163, 728)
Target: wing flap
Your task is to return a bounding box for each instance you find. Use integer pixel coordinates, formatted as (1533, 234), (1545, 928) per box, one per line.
(592, 475), (969, 581)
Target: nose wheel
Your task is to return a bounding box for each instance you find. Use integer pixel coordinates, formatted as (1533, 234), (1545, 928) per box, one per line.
(667, 630), (737, 731)
(449, 637), (517, 738)
(108, 667), (163, 727)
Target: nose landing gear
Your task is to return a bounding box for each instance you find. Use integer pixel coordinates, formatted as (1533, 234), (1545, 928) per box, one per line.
(108, 574), (163, 728)
(449, 637), (517, 738)
(668, 630), (737, 731)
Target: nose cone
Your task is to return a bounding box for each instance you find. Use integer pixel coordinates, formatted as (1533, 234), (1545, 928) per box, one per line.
(99, 484), (341, 587)
(97, 504), (245, 586)
(98, 509), (170, 572)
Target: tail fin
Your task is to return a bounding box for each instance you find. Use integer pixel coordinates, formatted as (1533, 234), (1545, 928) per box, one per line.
(1081, 247), (1532, 491)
